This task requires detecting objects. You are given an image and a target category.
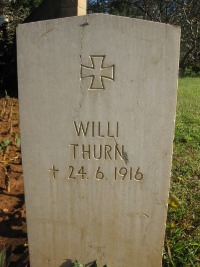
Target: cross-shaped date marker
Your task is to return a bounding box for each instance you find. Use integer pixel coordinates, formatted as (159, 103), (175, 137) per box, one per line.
(49, 165), (59, 179)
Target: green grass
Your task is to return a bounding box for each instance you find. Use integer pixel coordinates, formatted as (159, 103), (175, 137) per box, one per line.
(163, 78), (200, 267)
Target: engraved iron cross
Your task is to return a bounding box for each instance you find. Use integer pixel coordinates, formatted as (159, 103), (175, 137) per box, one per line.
(81, 55), (115, 90)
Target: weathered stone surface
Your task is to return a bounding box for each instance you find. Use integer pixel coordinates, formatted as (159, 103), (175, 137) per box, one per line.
(17, 14), (180, 267)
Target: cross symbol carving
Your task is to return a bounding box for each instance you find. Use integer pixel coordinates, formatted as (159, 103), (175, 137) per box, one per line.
(81, 55), (115, 90)
(49, 165), (59, 179)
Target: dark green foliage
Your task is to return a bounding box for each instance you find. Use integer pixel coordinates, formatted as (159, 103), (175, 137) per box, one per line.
(0, 138), (10, 153)
(0, 0), (43, 97)
(0, 248), (6, 267)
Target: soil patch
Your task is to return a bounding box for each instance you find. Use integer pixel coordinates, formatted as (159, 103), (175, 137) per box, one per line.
(0, 97), (28, 264)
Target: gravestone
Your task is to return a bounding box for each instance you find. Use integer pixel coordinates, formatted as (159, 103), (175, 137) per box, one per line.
(17, 14), (180, 267)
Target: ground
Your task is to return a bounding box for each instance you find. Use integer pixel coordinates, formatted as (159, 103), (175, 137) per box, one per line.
(0, 97), (28, 264)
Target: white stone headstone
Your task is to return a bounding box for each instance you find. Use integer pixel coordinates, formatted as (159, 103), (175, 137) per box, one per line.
(17, 14), (180, 267)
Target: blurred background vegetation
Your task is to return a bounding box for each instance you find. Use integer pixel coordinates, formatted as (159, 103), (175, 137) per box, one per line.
(0, 0), (42, 96)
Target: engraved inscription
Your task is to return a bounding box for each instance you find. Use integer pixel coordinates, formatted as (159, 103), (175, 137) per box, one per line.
(81, 55), (115, 90)
(69, 144), (125, 160)
(69, 166), (88, 180)
(95, 167), (104, 180)
(68, 121), (144, 182)
(49, 165), (59, 179)
(67, 166), (143, 181)
(73, 121), (119, 138)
